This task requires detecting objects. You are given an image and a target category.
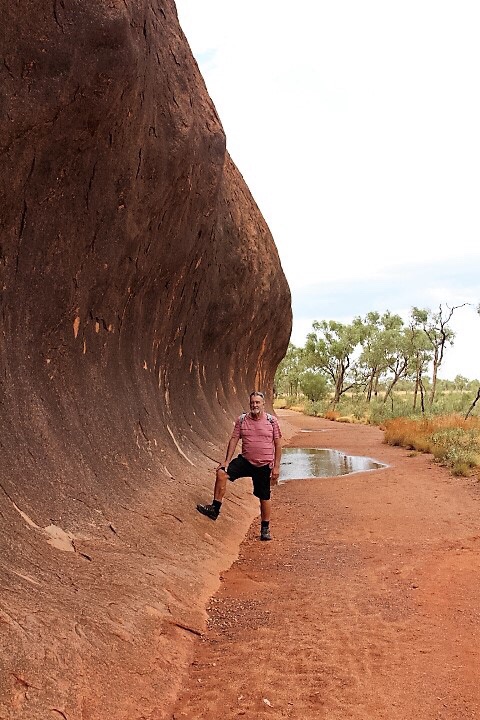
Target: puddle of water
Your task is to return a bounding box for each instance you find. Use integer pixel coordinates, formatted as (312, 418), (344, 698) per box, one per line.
(299, 429), (329, 433)
(280, 447), (386, 481)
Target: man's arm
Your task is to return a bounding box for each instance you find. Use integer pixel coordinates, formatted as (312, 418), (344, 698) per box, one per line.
(218, 435), (239, 470)
(271, 438), (282, 485)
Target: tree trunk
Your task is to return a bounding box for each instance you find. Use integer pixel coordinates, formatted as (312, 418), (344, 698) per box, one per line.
(383, 361), (407, 404)
(413, 365), (422, 410)
(333, 374), (343, 407)
(366, 369), (376, 402)
(465, 386), (480, 420)
(419, 376), (426, 413)
(430, 348), (439, 405)
(332, 360), (348, 408)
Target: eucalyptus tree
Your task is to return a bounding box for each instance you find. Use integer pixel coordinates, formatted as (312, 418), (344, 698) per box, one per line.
(357, 311), (407, 402)
(274, 343), (305, 397)
(380, 313), (412, 404)
(357, 311), (383, 401)
(412, 304), (463, 406)
(406, 311), (432, 412)
(305, 320), (363, 408)
(453, 375), (469, 392)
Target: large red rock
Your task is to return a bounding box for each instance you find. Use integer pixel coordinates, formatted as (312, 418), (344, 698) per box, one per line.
(0, 2), (291, 718)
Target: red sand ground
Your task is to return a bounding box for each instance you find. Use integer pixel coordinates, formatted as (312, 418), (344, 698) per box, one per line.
(173, 410), (480, 719)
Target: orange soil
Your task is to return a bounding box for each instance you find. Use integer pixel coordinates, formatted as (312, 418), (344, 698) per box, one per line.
(173, 410), (480, 719)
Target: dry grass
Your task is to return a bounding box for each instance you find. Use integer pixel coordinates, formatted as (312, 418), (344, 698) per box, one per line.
(289, 404), (305, 413)
(336, 415), (368, 424)
(384, 414), (480, 476)
(324, 410), (340, 421)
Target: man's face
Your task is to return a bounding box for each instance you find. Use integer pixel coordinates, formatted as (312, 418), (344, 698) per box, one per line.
(250, 394), (265, 416)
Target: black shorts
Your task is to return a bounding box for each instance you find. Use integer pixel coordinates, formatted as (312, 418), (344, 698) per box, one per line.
(226, 454), (272, 501)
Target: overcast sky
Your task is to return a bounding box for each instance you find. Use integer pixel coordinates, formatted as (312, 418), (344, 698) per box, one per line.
(175, 0), (480, 380)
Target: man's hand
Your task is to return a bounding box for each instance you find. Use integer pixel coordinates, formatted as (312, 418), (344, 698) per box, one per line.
(272, 439), (282, 487)
(270, 468), (280, 486)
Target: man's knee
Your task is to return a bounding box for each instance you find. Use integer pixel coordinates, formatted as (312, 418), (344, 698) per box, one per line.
(216, 467), (228, 484)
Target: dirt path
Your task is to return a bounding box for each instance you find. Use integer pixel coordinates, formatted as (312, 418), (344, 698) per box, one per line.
(172, 410), (480, 719)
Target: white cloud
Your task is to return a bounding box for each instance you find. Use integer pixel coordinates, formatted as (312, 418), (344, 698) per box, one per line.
(176, 0), (480, 378)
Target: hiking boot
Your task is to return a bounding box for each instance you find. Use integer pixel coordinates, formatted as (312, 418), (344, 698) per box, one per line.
(196, 503), (218, 520)
(260, 526), (271, 541)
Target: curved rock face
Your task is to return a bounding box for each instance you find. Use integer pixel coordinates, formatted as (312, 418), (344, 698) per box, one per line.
(0, 2), (291, 718)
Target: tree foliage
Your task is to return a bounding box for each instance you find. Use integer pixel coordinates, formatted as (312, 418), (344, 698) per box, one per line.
(274, 303), (477, 415)
(411, 304), (465, 405)
(299, 370), (329, 402)
(305, 320), (363, 407)
(274, 343), (305, 397)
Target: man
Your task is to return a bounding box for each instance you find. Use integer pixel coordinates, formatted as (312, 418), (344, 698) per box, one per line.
(197, 391), (282, 541)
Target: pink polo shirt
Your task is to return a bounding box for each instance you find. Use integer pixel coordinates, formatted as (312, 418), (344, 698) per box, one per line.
(231, 412), (282, 467)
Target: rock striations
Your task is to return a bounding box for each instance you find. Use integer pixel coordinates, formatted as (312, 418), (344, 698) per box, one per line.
(0, 2), (291, 718)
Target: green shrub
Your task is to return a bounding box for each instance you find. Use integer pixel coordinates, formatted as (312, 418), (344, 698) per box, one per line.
(273, 395), (301, 409)
(430, 427), (480, 473)
(303, 399), (328, 417)
(299, 372), (329, 402)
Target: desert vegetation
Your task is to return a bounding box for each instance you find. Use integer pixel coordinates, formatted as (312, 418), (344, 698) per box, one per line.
(275, 303), (480, 475)
(383, 415), (480, 476)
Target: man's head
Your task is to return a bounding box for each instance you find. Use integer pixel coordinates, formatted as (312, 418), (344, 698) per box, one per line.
(249, 391), (265, 417)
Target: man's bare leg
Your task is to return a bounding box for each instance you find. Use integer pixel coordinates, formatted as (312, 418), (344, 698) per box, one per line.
(260, 498), (271, 522)
(197, 468), (228, 520)
(214, 468), (228, 502)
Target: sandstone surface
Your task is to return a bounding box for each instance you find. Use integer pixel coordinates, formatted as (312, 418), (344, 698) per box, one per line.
(0, 2), (291, 717)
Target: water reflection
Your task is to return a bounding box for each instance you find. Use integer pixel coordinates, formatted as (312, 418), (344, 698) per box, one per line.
(280, 447), (386, 481)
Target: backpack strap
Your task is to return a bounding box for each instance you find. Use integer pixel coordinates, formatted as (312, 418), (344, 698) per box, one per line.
(239, 412), (274, 425)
